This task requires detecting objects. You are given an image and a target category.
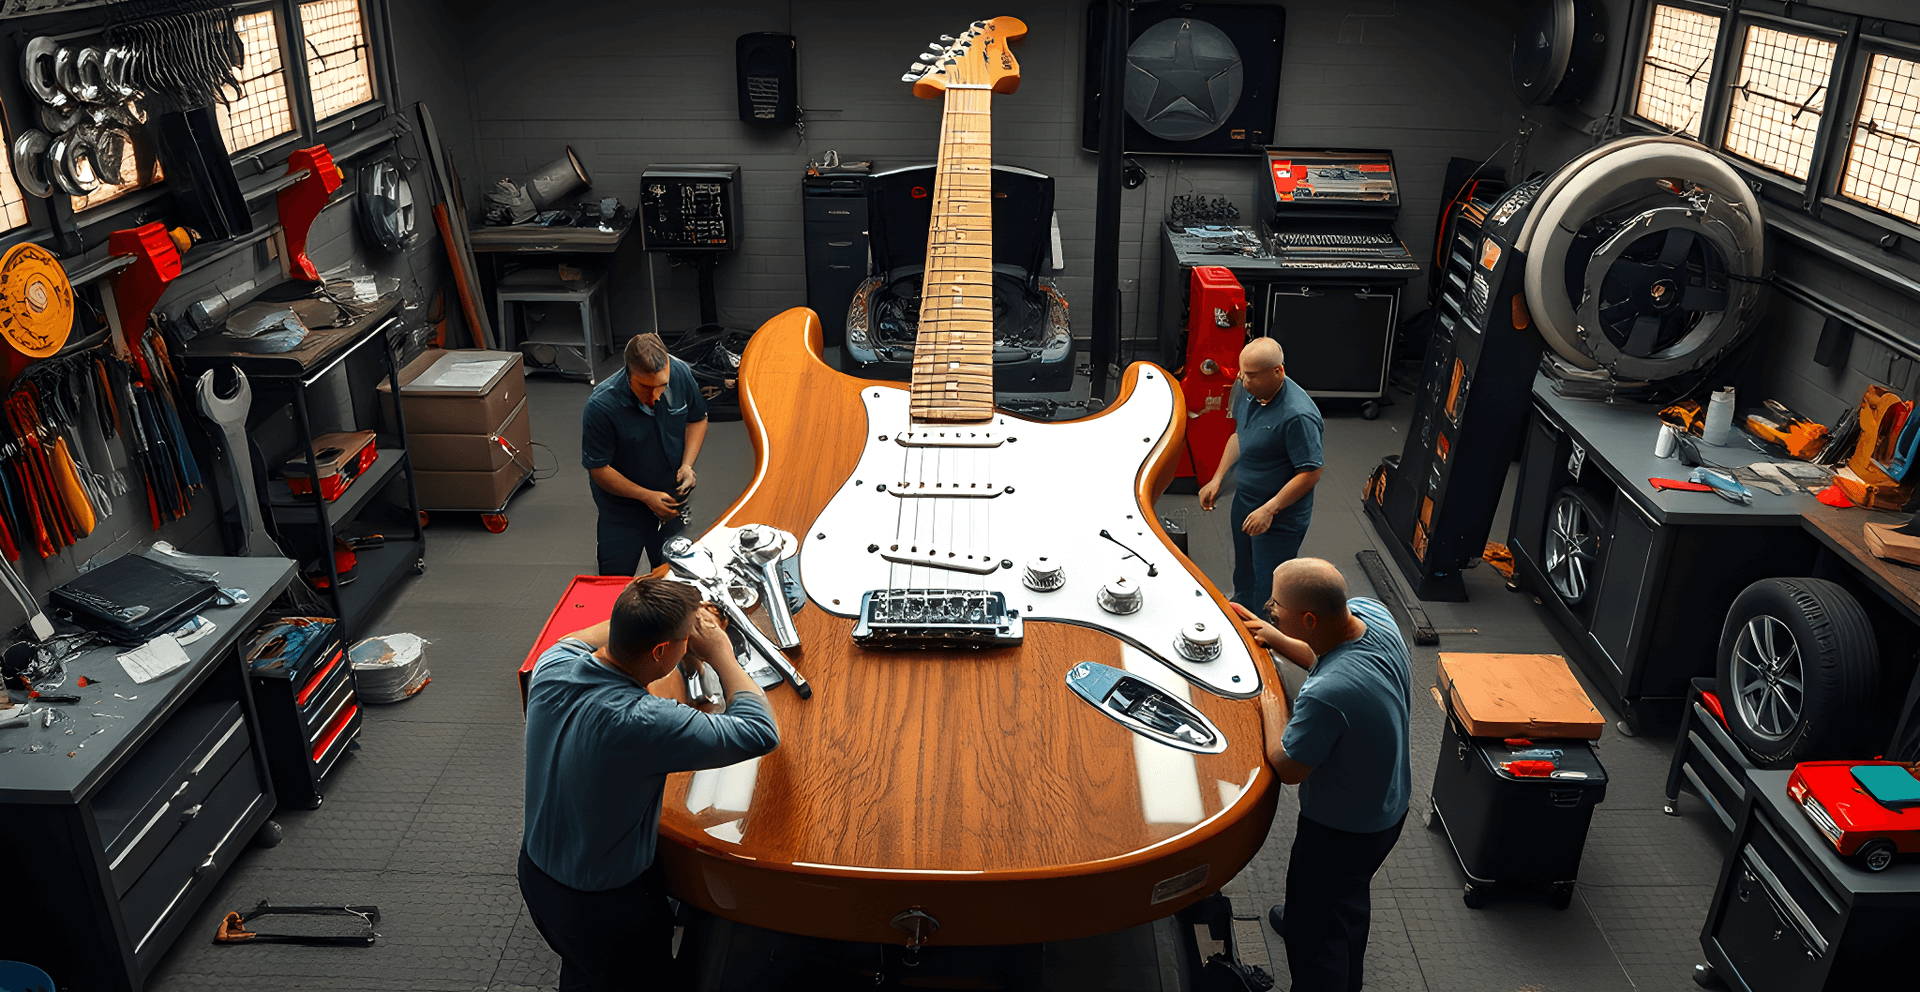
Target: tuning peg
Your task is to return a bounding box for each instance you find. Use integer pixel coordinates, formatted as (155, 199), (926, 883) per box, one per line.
(971, 20), (984, 28)
(921, 52), (940, 61)
(901, 73), (918, 82)
(940, 34), (955, 41)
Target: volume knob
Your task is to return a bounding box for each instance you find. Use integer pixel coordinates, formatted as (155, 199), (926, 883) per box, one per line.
(1097, 577), (1143, 615)
(1022, 557), (1065, 592)
(1174, 622), (1222, 662)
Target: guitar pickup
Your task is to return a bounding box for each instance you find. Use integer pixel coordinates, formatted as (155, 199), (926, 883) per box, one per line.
(1065, 661), (1226, 754)
(889, 481), (1006, 498)
(894, 429), (1006, 448)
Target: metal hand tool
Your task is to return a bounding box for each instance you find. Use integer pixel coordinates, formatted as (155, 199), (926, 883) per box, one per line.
(665, 536), (812, 699)
(731, 524), (801, 649)
(196, 367), (276, 556)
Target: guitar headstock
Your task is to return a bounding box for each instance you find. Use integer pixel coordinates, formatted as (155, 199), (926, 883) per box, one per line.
(902, 16), (1027, 99)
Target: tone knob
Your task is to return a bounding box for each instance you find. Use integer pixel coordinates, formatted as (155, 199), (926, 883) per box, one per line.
(1097, 577), (1143, 615)
(1022, 557), (1065, 592)
(1174, 622), (1222, 662)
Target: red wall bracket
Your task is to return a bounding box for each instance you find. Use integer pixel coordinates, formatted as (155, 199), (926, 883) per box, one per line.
(107, 222), (182, 341)
(278, 146), (345, 281)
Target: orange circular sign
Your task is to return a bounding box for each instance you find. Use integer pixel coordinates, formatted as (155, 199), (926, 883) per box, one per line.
(0, 244), (73, 359)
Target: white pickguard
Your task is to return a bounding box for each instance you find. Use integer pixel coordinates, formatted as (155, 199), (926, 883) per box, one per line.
(799, 368), (1261, 699)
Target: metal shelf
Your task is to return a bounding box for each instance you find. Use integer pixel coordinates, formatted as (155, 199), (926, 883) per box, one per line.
(330, 536), (424, 638)
(267, 442), (410, 532)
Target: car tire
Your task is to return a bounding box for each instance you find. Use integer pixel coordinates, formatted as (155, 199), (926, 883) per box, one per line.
(1856, 839), (1897, 873)
(1544, 487), (1607, 606)
(1716, 578), (1879, 768)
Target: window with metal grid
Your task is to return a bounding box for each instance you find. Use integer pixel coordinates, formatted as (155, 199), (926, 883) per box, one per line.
(1841, 53), (1920, 226)
(218, 9), (295, 152)
(1722, 24), (1836, 180)
(0, 147), (29, 232)
(300, 0), (374, 121)
(1634, 5), (1721, 137)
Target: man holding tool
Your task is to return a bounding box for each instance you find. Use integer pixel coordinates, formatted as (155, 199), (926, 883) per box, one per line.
(1236, 558), (1411, 992)
(583, 333), (708, 575)
(520, 576), (779, 989)
(1199, 337), (1325, 610)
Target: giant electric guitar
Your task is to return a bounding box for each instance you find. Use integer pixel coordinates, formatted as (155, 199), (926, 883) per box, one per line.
(650, 17), (1279, 948)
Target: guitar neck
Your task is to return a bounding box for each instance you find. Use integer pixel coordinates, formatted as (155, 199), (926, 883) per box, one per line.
(910, 85), (996, 424)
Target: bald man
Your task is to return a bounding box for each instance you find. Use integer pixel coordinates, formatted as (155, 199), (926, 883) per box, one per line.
(1199, 338), (1325, 611)
(1233, 559), (1411, 992)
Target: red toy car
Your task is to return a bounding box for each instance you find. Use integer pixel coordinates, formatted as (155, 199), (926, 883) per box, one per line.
(1787, 760), (1920, 872)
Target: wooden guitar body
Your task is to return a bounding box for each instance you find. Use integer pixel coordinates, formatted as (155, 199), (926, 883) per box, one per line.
(652, 307), (1279, 946)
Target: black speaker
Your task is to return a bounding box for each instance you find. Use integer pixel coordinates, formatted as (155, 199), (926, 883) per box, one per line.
(1081, 2), (1286, 155)
(737, 33), (798, 129)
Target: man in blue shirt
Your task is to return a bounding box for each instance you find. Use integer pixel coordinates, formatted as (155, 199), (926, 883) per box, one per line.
(583, 333), (709, 575)
(1199, 337), (1325, 610)
(520, 577), (779, 990)
(1234, 558), (1411, 992)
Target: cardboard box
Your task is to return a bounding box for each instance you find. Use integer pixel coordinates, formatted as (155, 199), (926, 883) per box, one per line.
(377, 349), (526, 435)
(1436, 653), (1605, 740)
(408, 398), (532, 473)
(414, 459), (525, 512)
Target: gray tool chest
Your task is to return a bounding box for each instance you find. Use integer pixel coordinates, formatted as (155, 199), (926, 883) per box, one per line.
(1699, 770), (1920, 990)
(0, 555), (292, 992)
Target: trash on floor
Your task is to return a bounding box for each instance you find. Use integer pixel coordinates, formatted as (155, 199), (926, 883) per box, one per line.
(214, 902), (380, 946)
(350, 633), (431, 703)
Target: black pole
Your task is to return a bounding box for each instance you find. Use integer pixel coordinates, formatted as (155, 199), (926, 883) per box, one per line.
(1090, 0), (1128, 401)
(695, 255), (719, 328)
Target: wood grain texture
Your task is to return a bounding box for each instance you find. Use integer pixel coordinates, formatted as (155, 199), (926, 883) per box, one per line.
(652, 307), (1278, 945)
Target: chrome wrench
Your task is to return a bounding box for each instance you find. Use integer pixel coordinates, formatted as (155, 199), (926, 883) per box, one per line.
(731, 524), (800, 649)
(665, 536), (811, 699)
(195, 367), (277, 556)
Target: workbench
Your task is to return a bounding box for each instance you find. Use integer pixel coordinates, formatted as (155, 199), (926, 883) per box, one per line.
(1508, 375), (1920, 752)
(0, 553), (294, 992)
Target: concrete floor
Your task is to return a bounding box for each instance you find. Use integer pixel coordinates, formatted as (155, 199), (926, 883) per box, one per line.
(146, 360), (1728, 991)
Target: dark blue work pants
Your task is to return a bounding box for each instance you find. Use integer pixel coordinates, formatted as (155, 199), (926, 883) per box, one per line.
(1229, 493), (1310, 611)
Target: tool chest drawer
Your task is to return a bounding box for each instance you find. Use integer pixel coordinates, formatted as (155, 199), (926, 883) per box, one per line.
(296, 642), (352, 733)
(120, 754), (268, 966)
(90, 702), (250, 897)
(1665, 678), (1754, 831)
(803, 196), (865, 230)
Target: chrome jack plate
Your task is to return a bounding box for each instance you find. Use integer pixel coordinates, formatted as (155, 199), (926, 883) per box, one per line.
(1065, 661), (1227, 754)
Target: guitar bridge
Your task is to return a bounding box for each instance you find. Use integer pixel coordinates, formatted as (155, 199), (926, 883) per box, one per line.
(851, 589), (1024, 649)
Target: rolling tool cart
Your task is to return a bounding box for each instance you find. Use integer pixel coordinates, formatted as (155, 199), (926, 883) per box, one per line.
(244, 617), (360, 809)
(1426, 653), (1609, 909)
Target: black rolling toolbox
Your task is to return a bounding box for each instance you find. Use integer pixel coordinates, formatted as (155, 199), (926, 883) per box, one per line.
(245, 617), (361, 809)
(1427, 704), (1609, 909)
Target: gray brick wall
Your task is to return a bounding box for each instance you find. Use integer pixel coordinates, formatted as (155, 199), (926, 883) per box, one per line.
(449, 0), (1524, 352)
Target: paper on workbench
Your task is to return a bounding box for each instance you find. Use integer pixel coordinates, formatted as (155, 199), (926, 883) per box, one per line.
(119, 634), (193, 684)
(431, 360), (508, 388)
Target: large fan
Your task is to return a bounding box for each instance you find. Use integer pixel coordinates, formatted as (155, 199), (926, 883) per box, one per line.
(1511, 0), (1607, 106)
(1516, 136), (1766, 383)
